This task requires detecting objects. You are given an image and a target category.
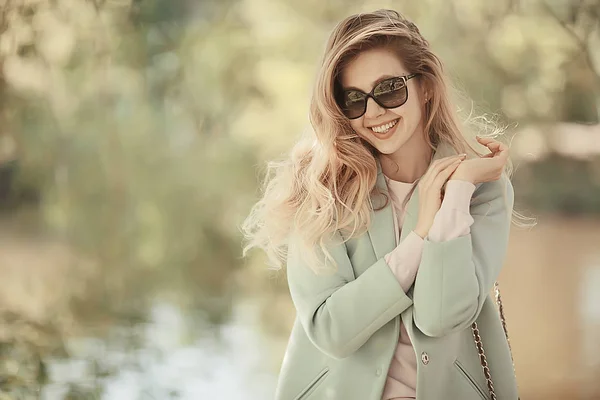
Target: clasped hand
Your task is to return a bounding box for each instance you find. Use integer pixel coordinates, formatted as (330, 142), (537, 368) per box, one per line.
(413, 136), (509, 239)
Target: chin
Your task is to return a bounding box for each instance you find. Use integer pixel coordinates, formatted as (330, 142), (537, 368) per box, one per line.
(373, 140), (406, 155)
(365, 129), (407, 155)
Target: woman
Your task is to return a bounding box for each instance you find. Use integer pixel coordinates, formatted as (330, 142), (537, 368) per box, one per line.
(242, 9), (518, 400)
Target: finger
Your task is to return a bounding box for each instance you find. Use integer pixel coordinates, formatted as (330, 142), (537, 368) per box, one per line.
(423, 155), (464, 185)
(483, 146), (501, 157)
(496, 141), (508, 153)
(486, 143), (502, 152)
(431, 154), (467, 173)
(497, 146), (509, 163)
(476, 136), (498, 145)
(422, 156), (459, 184)
(432, 159), (462, 189)
(491, 142), (509, 159)
(430, 154), (463, 168)
(477, 136), (506, 153)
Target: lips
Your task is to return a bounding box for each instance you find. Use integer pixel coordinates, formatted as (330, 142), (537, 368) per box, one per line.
(369, 118), (400, 139)
(369, 118), (399, 133)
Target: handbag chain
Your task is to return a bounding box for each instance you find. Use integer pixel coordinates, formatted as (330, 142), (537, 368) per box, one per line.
(470, 281), (517, 400)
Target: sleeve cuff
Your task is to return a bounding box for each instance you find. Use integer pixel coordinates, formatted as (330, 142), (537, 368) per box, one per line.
(444, 180), (476, 213)
(384, 231), (424, 292)
(428, 180), (476, 243)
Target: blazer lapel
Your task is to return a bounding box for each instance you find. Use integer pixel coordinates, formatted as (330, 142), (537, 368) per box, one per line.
(399, 188), (419, 243)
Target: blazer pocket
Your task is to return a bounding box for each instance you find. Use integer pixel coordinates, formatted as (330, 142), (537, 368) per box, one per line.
(454, 360), (488, 400)
(293, 366), (330, 400)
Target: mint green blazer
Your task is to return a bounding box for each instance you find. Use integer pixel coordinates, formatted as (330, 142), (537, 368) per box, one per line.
(275, 143), (519, 400)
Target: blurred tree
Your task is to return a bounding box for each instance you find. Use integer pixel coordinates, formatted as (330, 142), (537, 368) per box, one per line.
(0, 0), (262, 324)
(444, 0), (600, 124)
(0, 0), (599, 325)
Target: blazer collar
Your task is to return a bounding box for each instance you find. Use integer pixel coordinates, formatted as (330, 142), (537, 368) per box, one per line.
(367, 142), (453, 260)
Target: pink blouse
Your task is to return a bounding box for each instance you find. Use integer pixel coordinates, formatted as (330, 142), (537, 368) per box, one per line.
(381, 176), (476, 400)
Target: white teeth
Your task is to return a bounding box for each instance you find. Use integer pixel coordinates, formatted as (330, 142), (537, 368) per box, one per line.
(370, 119), (399, 134)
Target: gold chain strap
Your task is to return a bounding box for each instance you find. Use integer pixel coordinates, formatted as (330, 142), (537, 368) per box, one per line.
(494, 282), (513, 359)
(470, 281), (516, 400)
(471, 322), (497, 400)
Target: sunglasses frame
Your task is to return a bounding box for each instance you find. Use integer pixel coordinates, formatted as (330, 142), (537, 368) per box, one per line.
(339, 73), (420, 120)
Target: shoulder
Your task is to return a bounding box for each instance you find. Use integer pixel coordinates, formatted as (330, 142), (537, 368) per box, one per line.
(468, 174), (515, 220)
(472, 173), (513, 204)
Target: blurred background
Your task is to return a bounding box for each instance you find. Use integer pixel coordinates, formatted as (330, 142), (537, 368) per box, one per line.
(0, 0), (599, 399)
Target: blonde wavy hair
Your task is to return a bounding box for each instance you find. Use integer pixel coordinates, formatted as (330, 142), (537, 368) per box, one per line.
(242, 9), (523, 273)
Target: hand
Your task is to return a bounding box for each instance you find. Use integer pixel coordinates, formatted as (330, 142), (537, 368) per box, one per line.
(414, 154), (466, 239)
(450, 136), (509, 184)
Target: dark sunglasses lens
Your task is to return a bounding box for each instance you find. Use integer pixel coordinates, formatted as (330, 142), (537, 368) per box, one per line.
(342, 91), (366, 119)
(374, 79), (407, 108)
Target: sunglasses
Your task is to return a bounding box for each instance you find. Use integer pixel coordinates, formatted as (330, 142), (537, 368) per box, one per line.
(337, 73), (419, 119)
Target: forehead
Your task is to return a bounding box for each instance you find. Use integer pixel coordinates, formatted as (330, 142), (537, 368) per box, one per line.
(339, 48), (408, 92)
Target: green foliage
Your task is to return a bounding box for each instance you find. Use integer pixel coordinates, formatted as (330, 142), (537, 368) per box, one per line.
(0, 0), (599, 326)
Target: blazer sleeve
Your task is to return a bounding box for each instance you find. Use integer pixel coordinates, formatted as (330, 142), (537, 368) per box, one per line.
(286, 230), (413, 359)
(412, 174), (515, 337)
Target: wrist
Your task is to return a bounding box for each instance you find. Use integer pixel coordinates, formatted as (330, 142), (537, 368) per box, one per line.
(413, 226), (428, 239)
(449, 174), (476, 184)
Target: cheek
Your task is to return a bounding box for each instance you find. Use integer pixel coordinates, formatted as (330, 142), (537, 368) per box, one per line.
(350, 119), (366, 134)
(392, 99), (422, 123)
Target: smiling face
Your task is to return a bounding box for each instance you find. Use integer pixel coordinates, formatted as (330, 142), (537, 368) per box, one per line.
(339, 47), (427, 155)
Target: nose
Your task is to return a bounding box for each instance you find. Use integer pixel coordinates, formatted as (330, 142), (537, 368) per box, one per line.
(364, 97), (385, 120)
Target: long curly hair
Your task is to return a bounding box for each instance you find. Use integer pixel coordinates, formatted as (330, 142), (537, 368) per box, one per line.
(241, 9), (517, 273)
